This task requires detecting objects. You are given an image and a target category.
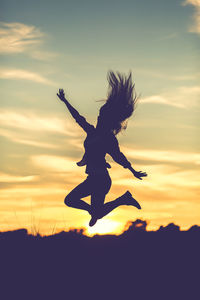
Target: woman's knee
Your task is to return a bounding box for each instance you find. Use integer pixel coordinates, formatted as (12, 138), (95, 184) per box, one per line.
(64, 194), (74, 207)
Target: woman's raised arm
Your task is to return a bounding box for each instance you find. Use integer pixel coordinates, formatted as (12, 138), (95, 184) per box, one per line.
(57, 89), (94, 133)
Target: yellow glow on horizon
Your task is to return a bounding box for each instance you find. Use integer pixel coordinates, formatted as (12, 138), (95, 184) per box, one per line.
(85, 219), (122, 236)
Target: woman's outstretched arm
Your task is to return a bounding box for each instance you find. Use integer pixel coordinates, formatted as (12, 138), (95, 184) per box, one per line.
(108, 135), (147, 180)
(57, 89), (94, 133)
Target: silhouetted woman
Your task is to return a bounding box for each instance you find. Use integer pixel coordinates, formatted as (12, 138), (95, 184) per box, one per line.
(57, 71), (147, 226)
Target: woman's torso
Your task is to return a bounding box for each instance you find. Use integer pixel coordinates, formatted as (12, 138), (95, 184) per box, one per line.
(83, 128), (112, 174)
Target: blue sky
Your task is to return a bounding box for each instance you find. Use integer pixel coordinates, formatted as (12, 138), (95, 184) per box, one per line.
(0, 0), (199, 235)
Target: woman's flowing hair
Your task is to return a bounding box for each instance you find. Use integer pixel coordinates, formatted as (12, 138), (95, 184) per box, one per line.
(104, 71), (138, 135)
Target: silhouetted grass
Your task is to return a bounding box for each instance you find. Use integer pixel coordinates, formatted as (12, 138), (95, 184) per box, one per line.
(1, 220), (199, 300)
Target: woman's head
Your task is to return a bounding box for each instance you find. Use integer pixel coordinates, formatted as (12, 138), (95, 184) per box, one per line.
(97, 71), (138, 135)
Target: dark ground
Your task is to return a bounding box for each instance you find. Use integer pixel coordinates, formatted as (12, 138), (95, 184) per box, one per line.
(0, 219), (200, 300)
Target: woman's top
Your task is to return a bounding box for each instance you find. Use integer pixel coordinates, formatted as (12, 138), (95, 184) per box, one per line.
(64, 99), (131, 175)
(83, 129), (131, 175)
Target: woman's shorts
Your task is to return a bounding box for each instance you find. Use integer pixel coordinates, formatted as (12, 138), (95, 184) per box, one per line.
(86, 171), (112, 195)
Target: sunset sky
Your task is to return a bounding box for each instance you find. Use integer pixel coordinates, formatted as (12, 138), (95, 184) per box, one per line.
(0, 0), (199, 236)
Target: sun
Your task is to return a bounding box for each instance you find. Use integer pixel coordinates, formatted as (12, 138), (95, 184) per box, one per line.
(85, 219), (122, 236)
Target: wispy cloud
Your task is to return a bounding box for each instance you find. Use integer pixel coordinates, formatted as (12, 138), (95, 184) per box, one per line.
(0, 68), (56, 86)
(0, 109), (80, 135)
(30, 50), (58, 61)
(0, 22), (56, 60)
(124, 147), (200, 165)
(31, 148), (200, 198)
(141, 85), (200, 108)
(0, 109), (84, 150)
(0, 128), (58, 149)
(0, 172), (37, 183)
(0, 22), (43, 54)
(135, 68), (198, 81)
(141, 95), (178, 107)
(183, 0), (200, 6)
(111, 163), (200, 215)
(32, 155), (77, 172)
(183, 0), (200, 34)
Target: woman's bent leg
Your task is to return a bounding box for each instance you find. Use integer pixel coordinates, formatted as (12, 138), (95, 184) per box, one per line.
(90, 172), (111, 215)
(89, 193), (107, 226)
(64, 178), (92, 213)
(99, 191), (141, 219)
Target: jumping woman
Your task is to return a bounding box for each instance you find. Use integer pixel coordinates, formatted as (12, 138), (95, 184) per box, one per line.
(57, 71), (147, 226)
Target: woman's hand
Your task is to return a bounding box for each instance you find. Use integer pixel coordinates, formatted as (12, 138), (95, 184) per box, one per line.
(57, 89), (66, 102)
(129, 166), (147, 180)
(133, 170), (147, 180)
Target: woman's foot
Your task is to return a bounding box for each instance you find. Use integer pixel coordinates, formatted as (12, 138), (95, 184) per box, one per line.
(123, 191), (141, 209)
(88, 208), (98, 227)
(89, 216), (98, 227)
